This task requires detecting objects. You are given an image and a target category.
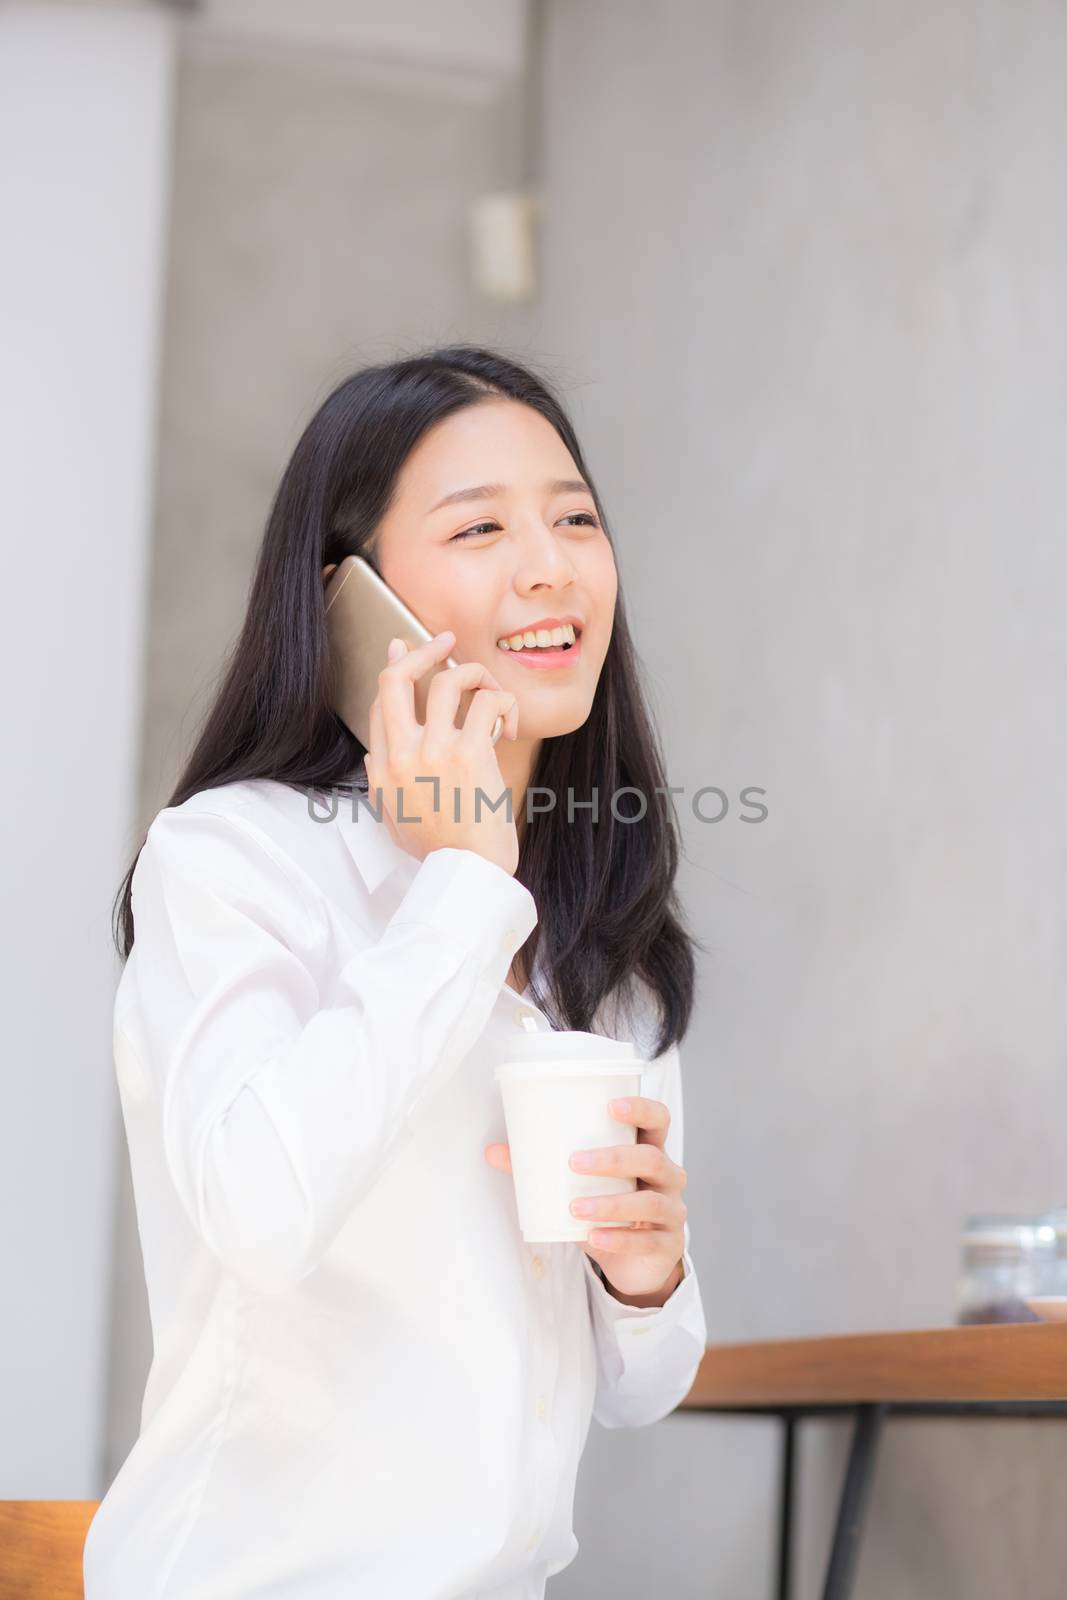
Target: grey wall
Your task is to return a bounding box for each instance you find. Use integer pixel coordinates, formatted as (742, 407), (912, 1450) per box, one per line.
(538, 2), (1067, 1597)
(0, 0), (177, 1499)
(105, 2), (1067, 1596)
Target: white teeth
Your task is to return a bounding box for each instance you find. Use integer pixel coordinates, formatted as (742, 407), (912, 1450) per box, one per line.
(497, 623), (577, 651)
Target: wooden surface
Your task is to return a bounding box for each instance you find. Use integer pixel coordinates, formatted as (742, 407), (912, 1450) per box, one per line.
(681, 1322), (1067, 1409)
(0, 1501), (99, 1600)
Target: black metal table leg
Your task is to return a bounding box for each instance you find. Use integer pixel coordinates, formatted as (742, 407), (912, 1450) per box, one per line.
(684, 1396), (1067, 1600)
(821, 1403), (886, 1600)
(776, 1412), (796, 1600)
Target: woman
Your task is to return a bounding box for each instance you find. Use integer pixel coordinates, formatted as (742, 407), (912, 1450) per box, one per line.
(85, 345), (708, 1599)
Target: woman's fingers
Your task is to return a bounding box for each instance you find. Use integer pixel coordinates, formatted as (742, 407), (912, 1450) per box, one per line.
(366, 627), (521, 876)
(608, 1095), (672, 1155)
(423, 656), (503, 740)
(462, 686), (518, 748)
(570, 1187), (685, 1226)
(377, 631), (455, 756)
(366, 691), (387, 774)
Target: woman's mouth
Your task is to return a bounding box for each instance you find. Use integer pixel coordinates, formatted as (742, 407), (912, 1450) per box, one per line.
(495, 622), (582, 669)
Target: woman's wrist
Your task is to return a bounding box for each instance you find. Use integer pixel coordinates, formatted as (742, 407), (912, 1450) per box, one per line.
(595, 1255), (685, 1308)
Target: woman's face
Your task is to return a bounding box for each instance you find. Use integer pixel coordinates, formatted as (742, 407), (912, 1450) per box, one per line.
(361, 398), (618, 742)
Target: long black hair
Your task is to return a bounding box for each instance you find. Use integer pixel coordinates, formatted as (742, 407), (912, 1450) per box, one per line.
(113, 344), (701, 1058)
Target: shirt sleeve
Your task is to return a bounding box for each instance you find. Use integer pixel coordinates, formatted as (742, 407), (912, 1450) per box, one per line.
(129, 804), (538, 1296)
(579, 1037), (708, 1428)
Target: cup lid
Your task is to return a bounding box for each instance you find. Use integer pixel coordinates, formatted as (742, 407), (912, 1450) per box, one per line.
(495, 1057), (643, 1082)
(496, 1029), (637, 1061)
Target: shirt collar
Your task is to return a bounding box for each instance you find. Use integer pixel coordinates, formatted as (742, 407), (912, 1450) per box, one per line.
(320, 770), (415, 897)
(328, 773), (543, 997)
(335, 802), (408, 895)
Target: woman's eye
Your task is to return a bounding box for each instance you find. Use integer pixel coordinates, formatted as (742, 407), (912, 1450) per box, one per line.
(451, 522), (497, 541)
(450, 511), (600, 543)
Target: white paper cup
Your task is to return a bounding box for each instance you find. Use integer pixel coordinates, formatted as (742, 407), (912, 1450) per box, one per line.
(494, 1031), (643, 1242)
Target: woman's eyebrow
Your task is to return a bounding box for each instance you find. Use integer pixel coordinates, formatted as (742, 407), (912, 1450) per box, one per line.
(427, 477), (592, 513)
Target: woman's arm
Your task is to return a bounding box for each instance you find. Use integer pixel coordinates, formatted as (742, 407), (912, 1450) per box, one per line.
(578, 1040), (708, 1428)
(129, 803), (537, 1295)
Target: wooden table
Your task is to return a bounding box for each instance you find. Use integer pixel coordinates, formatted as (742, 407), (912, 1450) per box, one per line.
(677, 1320), (1067, 1600)
(0, 1501), (99, 1600)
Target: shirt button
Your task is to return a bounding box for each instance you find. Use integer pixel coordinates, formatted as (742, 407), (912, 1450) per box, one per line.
(530, 1255), (545, 1279)
(514, 1006), (538, 1027)
(535, 1395), (547, 1421)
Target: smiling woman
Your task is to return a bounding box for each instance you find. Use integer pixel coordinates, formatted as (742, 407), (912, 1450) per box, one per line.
(362, 397), (619, 791)
(115, 344), (700, 1057)
(97, 343), (707, 1600)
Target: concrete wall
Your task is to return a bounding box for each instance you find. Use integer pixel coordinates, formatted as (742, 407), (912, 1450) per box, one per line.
(538, 3), (1067, 1596)
(0, 0), (176, 1499)
(101, 1), (1067, 1594)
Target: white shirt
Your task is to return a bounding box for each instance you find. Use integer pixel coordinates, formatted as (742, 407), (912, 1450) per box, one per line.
(84, 776), (707, 1600)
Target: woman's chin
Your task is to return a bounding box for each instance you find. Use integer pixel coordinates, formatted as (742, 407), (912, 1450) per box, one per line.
(512, 701), (595, 741)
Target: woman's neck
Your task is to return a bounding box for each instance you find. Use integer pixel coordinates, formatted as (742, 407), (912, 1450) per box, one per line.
(495, 736), (541, 842)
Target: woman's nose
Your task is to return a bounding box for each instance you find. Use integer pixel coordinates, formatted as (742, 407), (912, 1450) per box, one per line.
(511, 523), (578, 586)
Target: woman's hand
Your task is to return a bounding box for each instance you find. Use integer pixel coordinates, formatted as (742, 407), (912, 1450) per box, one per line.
(484, 1095), (687, 1301)
(365, 631), (520, 877)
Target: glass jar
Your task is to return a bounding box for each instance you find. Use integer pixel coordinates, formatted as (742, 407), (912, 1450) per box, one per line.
(955, 1213), (1056, 1324)
(1040, 1205), (1067, 1296)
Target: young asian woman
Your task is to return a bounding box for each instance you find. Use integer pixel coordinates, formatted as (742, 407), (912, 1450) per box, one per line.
(87, 345), (708, 1600)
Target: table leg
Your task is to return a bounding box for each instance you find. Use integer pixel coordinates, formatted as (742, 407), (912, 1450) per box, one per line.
(821, 1402), (886, 1600)
(776, 1412), (796, 1600)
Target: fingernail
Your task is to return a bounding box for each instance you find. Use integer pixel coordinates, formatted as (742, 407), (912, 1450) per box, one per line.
(571, 1151), (593, 1169)
(612, 1099), (631, 1114)
(387, 638), (404, 660)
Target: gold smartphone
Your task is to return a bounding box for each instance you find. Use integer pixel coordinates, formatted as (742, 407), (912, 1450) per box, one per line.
(324, 555), (503, 750)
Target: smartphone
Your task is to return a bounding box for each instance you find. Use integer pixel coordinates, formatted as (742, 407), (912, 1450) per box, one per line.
(324, 554), (504, 750)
